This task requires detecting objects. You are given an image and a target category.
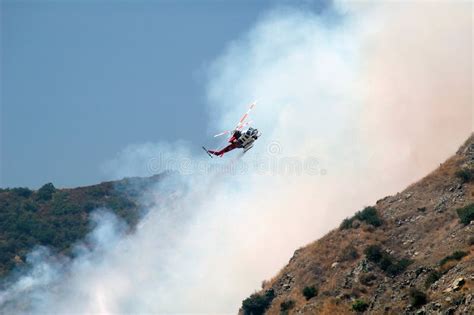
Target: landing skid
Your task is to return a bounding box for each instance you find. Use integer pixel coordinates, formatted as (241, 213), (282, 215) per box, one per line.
(243, 144), (254, 153)
(202, 146), (213, 158)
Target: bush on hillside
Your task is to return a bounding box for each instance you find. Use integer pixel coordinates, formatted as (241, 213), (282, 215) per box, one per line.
(22, 200), (38, 212)
(364, 245), (411, 276)
(439, 250), (468, 266)
(352, 299), (369, 312)
(355, 207), (382, 227)
(11, 187), (33, 198)
(424, 271), (441, 289)
(340, 206), (382, 230)
(455, 168), (474, 183)
(302, 286), (318, 300)
(364, 245), (383, 262)
(241, 289), (275, 315)
(409, 288), (427, 307)
(280, 300), (295, 312)
(385, 258), (412, 276)
(340, 218), (353, 229)
(37, 183), (56, 201)
(456, 203), (474, 225)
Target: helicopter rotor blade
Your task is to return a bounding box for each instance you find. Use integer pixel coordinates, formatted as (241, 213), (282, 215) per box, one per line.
(214, 130), (231, 137)
(212, 101), (257, 137)
(235, 101), (256, 130)
(236, 120), (253, 131)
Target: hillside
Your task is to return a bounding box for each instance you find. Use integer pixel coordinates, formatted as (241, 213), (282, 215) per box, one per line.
(241, 135), (474, 315)
(0, 174), (164, 278)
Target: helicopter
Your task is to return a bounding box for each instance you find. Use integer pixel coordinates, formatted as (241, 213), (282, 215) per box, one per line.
(202, 102), (261, 158)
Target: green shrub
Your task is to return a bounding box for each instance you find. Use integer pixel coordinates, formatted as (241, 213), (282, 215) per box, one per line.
(364, 245), (411, 276)
(37, 183), (56, 201)
(439, 250), (468, 266)
(340, 207), (382, 230)
(456, 168), (474, 183)
(450, 251), (468, 260)
(364, 245), (383, 263)
(352, 299), (369, 312)
(354, 207), (382, 227)
(424, 271), (441, 288)
(302, 286), (318, 300)
(280, 300), (295, 312)
(22, 200), (38, 212)
(11, 187), (32, 198)
(340, 218), (353, 229)
(242, 289), (275, 315)
(379, 255), (393, 271)
(385, 258), (412, 276)
(409, 288), (427, 307)
(456, 204), (474, 225)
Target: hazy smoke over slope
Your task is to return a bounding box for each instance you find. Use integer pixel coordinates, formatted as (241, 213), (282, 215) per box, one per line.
(1, 2), (471, 314)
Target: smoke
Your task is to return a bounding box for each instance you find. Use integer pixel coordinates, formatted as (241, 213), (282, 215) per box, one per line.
(0, 210), (128, 314)
(1, 1), (471, 314)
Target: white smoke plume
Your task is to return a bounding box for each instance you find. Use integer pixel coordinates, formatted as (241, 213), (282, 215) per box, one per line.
(1, 1), (471, 314)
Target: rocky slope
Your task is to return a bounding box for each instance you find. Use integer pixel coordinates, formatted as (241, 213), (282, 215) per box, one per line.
(241, 135), (474, 315)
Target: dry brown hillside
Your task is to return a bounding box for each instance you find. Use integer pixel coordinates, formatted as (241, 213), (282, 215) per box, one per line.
(240, 135), (474, 315)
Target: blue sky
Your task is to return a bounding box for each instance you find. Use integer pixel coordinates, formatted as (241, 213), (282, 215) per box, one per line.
(1, 0), (329, 189)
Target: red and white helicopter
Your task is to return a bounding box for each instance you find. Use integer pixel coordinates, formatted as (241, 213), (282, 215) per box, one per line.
(202, 101), (261, 158)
